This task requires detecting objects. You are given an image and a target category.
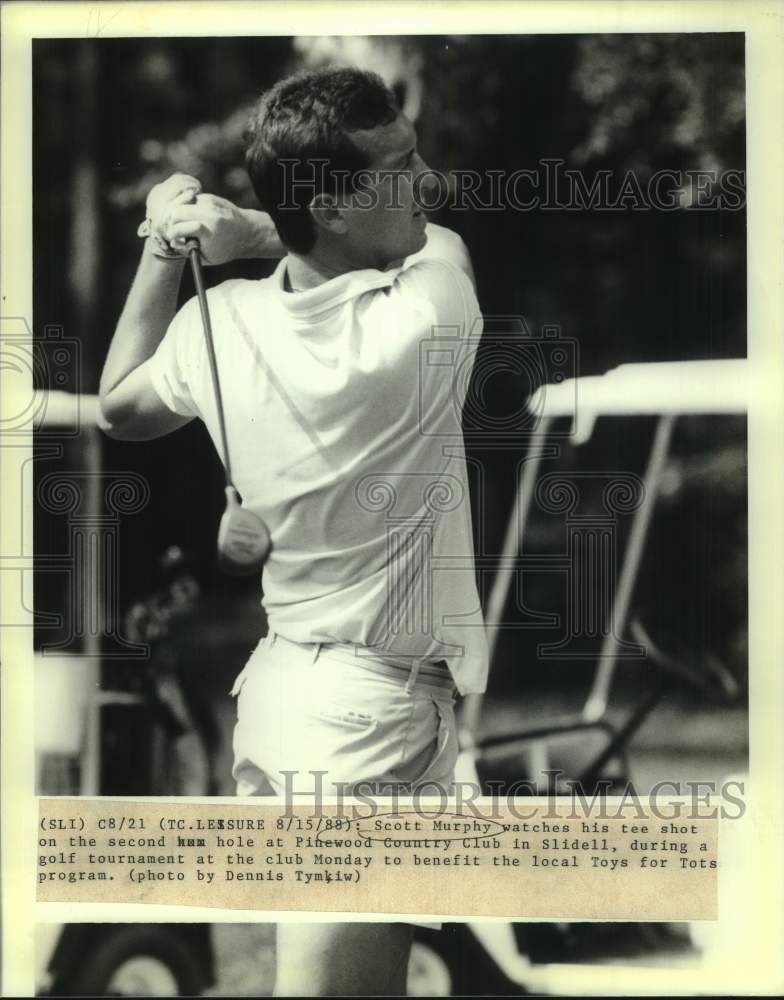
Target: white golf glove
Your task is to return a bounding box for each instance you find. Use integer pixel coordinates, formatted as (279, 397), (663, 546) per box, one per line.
(138, 173), (202, 259)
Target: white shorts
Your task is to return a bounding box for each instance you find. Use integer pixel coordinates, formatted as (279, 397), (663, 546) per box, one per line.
(231, 631), (459, 798)
(230, 632), (458, 931)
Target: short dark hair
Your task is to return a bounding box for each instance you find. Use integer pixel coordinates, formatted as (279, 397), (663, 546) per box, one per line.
(245, 68), (399, 253)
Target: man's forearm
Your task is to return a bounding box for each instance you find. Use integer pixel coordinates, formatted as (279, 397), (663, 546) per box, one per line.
(99, 241), (185, 401)
(101, 208), (281, 399)
(238, 209), (285, 260)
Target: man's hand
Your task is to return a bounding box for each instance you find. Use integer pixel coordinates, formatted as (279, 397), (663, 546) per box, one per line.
(139, 173), (203, 259)
(163, 193), (280, 265)
(140, 173), (284, 265)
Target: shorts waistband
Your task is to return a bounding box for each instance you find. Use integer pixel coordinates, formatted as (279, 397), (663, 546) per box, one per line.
(264, 631), (456, 695)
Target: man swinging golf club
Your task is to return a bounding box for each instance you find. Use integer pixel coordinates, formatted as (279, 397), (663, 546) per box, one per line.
(99, 67), (489, 996)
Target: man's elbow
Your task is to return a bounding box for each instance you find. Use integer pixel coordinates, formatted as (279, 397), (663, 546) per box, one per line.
(98, 387), (190, 441)
(97, 391), (149, 441)
(97, 396), (136, 440)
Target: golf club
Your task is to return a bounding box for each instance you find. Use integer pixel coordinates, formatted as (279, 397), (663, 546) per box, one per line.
(183, 238), (272, 576)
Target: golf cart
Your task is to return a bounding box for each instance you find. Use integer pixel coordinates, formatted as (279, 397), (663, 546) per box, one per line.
(409, 358), (747, 995)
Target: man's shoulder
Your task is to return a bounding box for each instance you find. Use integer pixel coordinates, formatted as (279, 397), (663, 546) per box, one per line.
(391, 255), (479, 328)
(398, 254), (472, 286)
(399, 224), (476, 288)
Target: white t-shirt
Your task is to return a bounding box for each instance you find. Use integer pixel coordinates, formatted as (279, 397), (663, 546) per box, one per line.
(149, 239), (488, 695)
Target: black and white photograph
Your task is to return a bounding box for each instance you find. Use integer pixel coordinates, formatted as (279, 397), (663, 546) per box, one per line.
(2, 1), (783, 997)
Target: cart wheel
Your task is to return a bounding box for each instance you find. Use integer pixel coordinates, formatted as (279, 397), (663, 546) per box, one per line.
(408, 926), (520, 996)
(407, 940), (454, 996)
(63, 926), (207, 996)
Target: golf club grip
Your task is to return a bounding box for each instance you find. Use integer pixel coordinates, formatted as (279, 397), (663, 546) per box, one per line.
(187, 244), (234, 486)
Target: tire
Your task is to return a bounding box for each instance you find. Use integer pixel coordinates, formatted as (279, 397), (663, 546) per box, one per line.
(61, 926), (209, 996)
(407, 939), (454, 996)
(409, 926), (522, 997)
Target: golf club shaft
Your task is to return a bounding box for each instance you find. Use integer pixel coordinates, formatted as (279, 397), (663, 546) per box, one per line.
(185, 241), (234, 485)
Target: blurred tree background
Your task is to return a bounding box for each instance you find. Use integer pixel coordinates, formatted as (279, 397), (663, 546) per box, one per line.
(33, 35), (747, 706)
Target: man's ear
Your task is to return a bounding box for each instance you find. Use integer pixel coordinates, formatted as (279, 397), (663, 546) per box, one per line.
(308, 193), (348, 236)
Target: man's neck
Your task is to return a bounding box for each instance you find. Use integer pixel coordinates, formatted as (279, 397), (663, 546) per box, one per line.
(285, 246), (403, 292)
(284, 253), (349, 292)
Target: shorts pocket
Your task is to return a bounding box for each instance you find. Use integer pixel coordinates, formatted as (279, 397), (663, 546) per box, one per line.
(229, 667), (249, 698)
(411, 695), (458, 786)
(310, 704), (377, 729)
(386, 694), (457, 789)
